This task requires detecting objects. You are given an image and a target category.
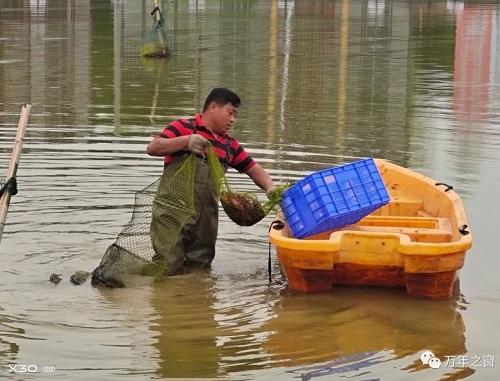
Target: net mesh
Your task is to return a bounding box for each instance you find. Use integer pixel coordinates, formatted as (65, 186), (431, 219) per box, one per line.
(91, 154), (196, 288)
(91, 147), (287, 288)
(140, 0), (171, 58)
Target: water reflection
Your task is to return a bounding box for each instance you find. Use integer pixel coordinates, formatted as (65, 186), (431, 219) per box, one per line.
(2, 0), (498, 165)
(0, 313), (21, 370)
(149, 272), (279, 378)
(264, 287), (467, 366)
(453, 5), (495, 122)
(151, 273), (220, 378)
(1, 1), (500, 380)
(145, 278), (469, 379)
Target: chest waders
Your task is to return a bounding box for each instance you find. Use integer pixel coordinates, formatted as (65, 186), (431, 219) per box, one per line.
(151, 155), (222, 275)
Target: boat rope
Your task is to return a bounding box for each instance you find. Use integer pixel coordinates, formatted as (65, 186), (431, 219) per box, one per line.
(268, 220), (284, 284)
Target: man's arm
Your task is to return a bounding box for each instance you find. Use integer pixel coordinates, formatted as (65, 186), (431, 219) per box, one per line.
(245, 163), (274, 193)
(146, 135), (190, 157)
(147, 134), (210, 157)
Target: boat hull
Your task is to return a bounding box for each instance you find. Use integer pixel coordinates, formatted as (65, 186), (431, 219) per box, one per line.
(270, 160), (472, 299)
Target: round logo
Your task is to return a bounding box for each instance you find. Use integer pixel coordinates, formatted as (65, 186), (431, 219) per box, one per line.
(420, 350), (435, 365)
(428, 357), (442, 369)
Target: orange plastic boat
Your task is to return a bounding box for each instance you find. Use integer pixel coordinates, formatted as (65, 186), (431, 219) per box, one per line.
(269, 159), (472, 299)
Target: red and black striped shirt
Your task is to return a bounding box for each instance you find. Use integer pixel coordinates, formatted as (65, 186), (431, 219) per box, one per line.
(159, 114), (256, 173)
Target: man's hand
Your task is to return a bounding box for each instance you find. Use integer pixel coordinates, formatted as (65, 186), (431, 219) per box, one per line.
(266, 186), (279, 200)
(187, 134), (210, 155)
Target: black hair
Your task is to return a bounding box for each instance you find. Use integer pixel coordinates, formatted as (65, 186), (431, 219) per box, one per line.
(202, 87), (241, 112)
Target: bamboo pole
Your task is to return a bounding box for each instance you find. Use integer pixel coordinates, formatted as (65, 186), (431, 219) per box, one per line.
(0, 103), (31, 244)
(154, 0), (167, 56)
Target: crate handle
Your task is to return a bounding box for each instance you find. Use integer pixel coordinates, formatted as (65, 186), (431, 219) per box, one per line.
(435, 182), (453, 192)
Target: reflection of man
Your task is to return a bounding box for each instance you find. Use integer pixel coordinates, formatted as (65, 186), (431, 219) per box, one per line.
(150, 273), (220, 378)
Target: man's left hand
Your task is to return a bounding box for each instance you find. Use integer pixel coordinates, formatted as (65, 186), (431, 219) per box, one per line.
(266, 186), (278, 200)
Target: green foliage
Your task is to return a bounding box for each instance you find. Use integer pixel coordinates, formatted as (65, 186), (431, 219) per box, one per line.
(207, 146), (289, 226)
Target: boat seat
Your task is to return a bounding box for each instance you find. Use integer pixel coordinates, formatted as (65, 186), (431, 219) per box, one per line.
(338, 215), (453, 243)
(375, 193), (424, 216)
(338, 225), (452, 243)
(416, 210), (433, 217)
(359, 215), (450, 228)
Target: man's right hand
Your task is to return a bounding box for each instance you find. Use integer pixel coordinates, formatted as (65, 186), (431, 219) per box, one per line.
(187, 134), (210, 155)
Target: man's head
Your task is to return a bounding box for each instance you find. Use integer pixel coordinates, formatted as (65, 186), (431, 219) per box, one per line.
(202, 87), (240, 135)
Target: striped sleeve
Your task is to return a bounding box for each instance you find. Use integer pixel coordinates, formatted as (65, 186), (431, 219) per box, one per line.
(162, 119), (194, 139)
(229, 138), (256, 173)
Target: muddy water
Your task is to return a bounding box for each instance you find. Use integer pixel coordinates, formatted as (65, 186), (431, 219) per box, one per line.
(1, 1), (499, 380)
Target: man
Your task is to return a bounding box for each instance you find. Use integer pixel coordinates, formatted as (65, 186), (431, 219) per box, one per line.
(147, 87), (275, 274)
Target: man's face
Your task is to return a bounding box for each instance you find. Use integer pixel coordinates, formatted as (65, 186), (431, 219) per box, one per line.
(208, 102), (238, 135)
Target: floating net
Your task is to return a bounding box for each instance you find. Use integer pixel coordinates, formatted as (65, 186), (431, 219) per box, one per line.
(91, 147), (287, 288)
(140, 0), (171, 58)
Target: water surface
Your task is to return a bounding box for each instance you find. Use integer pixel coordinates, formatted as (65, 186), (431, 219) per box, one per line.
(1, 0), (499, 380)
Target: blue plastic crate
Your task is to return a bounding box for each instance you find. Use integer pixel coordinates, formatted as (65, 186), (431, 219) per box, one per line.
(281, 158), (390, 238)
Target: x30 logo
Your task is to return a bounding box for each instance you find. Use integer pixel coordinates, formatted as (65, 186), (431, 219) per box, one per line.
(5, 364), (39, 373)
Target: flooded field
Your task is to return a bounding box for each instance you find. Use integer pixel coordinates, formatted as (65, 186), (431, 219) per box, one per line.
(1, 1), (499, 380)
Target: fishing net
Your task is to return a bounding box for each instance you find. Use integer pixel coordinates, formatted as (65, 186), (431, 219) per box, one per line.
(207, 148), (287, 226)
(140, 0), (171, 58)
(91, 147), (287, 288)
(91, 154), (196, 288)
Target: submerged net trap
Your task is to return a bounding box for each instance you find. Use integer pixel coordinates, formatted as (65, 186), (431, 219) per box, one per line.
(140, 0), (172, 58)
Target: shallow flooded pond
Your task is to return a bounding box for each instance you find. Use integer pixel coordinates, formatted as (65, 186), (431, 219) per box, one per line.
(1, 1), (499, 379)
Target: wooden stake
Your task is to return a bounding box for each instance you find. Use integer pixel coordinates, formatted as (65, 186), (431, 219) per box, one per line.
(0, 103), (31, 244)
(154, 0), (167, 56)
